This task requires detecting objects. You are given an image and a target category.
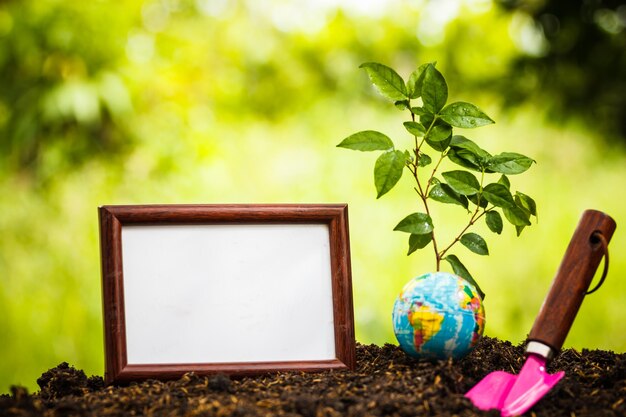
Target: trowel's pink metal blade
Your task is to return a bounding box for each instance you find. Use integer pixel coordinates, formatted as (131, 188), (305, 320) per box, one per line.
(500, 354), (565, 417)
(465, 354), (564, 416)
(465, 371), (517, 410)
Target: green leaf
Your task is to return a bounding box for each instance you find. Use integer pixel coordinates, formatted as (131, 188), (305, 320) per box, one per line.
(411, 106), (429, 116)
(444, 255), (485, 299)
(515, 225), (526, 236)
(447, 148), (482, 171)
(374, 150), (406, 198)
(420, 113), (435, 129)
(425, 134), (452, 152)
(394, 100), (410, 110)
(418, 153), (432, 167)
(440, 102), (494, 128)
(441, 170), (480, 196)
(461, 150), (490, 171)
(516, 192), (537, 218)
(421, 64), (448, 114)
(468, 193), (488, 208)
(460, 233), (489, 255)
(428, 183), (469, 209)
(485, 211), (503, 234)
(498, 174), (510, 189)
(449, 135), (491, 158)
(448, 136), (493, 172)
(425, 123), (452, 142)
(407, 63), (429, 99)
(487, 152), (535, 175)
(337, 130), (394, 151)
(359, 62), (408, 101)
(482, 183), (515, 208)
(394, 212), (434, 235)
(503, 204), (532, 226)
(403, 121), (426, 136)
(407, 233), (432, 255)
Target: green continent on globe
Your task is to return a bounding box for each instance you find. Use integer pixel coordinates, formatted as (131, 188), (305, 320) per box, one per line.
(392, 272), (485, 359)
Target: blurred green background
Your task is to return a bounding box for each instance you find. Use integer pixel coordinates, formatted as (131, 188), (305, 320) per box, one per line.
(1, 0), (625, 393)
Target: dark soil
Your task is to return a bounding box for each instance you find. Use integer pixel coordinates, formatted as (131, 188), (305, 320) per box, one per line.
(1, 337), (625, 417)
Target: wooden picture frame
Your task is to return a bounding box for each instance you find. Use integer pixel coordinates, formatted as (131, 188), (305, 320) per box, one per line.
(98, 204), (355, 384)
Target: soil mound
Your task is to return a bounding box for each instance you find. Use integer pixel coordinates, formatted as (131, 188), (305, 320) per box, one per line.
(1, 337), (624, 416)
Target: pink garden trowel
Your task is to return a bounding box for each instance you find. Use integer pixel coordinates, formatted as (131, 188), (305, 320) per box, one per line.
(466, 210), (616, 416)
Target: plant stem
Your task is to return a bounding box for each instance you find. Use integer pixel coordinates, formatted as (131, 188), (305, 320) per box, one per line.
(424, 151), (447, 197)
(409, 109), (440, 270)
(437, 171), (489, 261)
(438, 208), (489, 260)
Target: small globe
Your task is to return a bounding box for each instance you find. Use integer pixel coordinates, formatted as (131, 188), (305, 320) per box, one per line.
(392, 272), (485, 359)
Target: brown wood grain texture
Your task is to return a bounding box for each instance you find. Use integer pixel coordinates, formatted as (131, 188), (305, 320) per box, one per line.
(99, 207), (128, 385)
(330, 205), (356, 370)
(528, 209), (616, 352)
(103, 204), (349, 224)
(98, 204), (355, 385)
(114, 360), (348, 383)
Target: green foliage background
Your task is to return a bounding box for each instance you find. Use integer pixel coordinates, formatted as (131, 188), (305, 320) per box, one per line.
(1, 0), (625, 392)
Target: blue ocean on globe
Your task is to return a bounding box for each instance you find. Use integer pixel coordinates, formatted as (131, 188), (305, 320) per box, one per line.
(392, 272), (485, 359)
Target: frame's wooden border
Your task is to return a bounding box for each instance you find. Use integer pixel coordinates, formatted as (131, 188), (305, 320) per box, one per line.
(99, 204), (355, 384)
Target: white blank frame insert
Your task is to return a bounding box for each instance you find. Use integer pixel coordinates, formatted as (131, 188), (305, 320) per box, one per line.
(99, 204), (355, 384)
(122, 223), (335, 364)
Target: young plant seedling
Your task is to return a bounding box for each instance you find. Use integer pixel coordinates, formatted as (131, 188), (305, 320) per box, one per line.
(338, 62), (537, 297)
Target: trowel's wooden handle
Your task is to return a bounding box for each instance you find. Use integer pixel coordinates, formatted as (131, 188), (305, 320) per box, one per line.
(528, 210), (616, 352)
